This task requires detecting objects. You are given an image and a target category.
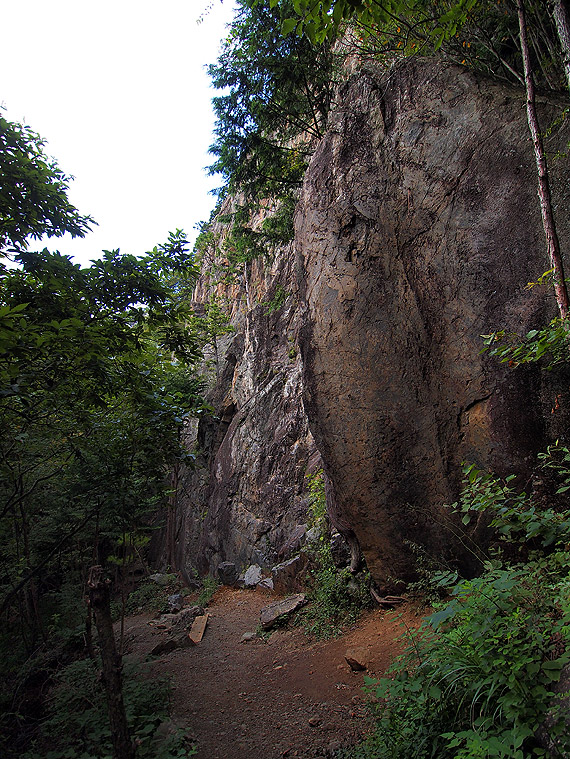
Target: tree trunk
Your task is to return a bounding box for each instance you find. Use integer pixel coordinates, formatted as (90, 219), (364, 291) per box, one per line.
(166, 465), (179, 570)
(552, 0), (570, 91)
(517, 0), (570, 320)
(87, 566), (135, 759)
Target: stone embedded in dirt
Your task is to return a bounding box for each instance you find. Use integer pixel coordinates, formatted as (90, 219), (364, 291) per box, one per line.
(149, 572), (171, 586)
(257, 577), (274, 591)
(260, 594), (307, 630)
(170, 605), (204, 635)
(308, 717), (321, 727)
(149, 633), (196, 656)
(150, 613), (176, 628)
(243, 564), (263, 588)
(218, 561), (239, 586)
(168, 593), (184, 612)
(271, 554), (309, 594)
(240, 631), (257, 643)
(345, 648), (368, 672)
(327, 741), (343, 756)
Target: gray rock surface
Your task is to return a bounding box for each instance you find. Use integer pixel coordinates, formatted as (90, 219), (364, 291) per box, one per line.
(218, 561), (239, 586)
(260, 594), (308, 630)
(156, 229), (321, 580)
(169, 606), (204, 635)
(243, 564), (263, 588)
(271, 554), (309, 594)
(168, 593), (184, 612)
(154, 58), (570, 592)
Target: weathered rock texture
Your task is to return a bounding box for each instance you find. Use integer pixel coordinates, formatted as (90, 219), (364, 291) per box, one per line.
(165, 222), (321, 580)
(296, 59), (570, 587)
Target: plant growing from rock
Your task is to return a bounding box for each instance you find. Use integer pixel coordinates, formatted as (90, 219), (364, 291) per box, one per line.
(302, 471), (371, 639)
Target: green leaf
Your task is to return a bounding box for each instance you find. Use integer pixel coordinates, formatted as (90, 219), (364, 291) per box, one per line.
(282, 17), (298, 35)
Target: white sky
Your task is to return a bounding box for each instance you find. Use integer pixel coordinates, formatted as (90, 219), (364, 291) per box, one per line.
(1, 0), (237, 265)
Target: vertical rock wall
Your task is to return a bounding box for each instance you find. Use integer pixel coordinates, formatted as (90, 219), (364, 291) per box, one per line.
(296, 60), (570, 587)
(171, 227), (320, 579)
(169, 58), (570, 589)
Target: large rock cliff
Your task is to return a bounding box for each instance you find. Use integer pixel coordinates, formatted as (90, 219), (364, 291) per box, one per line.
(296, 59), (570, 587)
(172, 59), (570, 588)
(170, 233), (320, 580)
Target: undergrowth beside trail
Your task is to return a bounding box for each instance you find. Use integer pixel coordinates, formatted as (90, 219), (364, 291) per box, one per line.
(21, 658), (195, 759)
(346, 449), (570, 759)
(301, 471), (372, 639)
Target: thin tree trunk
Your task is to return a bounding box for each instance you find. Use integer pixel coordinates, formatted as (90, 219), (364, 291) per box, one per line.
(517, 0), (570, 320)
(88, 566), (134, 759)
(552, 0), (570, 91)
(166, 465), (179, 570)
(85, 600), (96, 660)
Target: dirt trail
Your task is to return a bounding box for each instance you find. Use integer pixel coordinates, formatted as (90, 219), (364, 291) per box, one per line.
(123, 587), (421, 759)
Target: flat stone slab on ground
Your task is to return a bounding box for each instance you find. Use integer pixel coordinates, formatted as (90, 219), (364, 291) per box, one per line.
(260, 594), (307, 630)
(189, 614), (209, 643)
(149, 633), (196, 657)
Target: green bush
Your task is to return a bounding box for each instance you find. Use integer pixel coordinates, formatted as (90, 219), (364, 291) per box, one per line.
(303, 542), (371, 639)
(21, 658), (195, 759)
(123, 578), (180, 616)
(198, 575), (220, 607)
(302, 471), (371, 639)
(349, 455), (570, 759)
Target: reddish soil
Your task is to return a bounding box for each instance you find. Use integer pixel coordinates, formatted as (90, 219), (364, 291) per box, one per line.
(123, 587), (423, 759)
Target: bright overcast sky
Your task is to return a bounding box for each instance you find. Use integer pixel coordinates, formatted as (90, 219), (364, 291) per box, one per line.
(1, 0), (237, 265)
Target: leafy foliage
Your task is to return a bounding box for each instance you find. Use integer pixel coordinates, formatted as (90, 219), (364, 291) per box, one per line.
(348, 452), (570, 759)
(197, 0), (335, 283)
(198, 576), (220, 607)
(267, 0), (566, 91)
(123, 577), (182, 616)
(0, 111), (94, 255)
(302, 472), (371, 639)
(0, 238), (203, 635)
(208, 0), (333, 200)
(482, 317), (570, 369)
(0, 109), (213, 757)
(21, 658), (196, 759)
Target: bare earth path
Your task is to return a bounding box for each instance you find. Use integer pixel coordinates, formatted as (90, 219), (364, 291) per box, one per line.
(123, 587), (420, 759)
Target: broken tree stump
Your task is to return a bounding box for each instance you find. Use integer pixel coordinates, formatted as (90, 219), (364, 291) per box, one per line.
(88, 566), (135, 759)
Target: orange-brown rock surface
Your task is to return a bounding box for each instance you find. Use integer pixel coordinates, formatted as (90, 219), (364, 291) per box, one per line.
(296, 60), (570, 587)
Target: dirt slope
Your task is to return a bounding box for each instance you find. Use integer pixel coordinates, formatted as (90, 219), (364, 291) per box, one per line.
(123, 588), (421, 759)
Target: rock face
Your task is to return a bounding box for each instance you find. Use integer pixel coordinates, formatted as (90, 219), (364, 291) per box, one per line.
(165, 224), (321, 581)
(296, 59), (570, 587)
(165, 58), (570, 590)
